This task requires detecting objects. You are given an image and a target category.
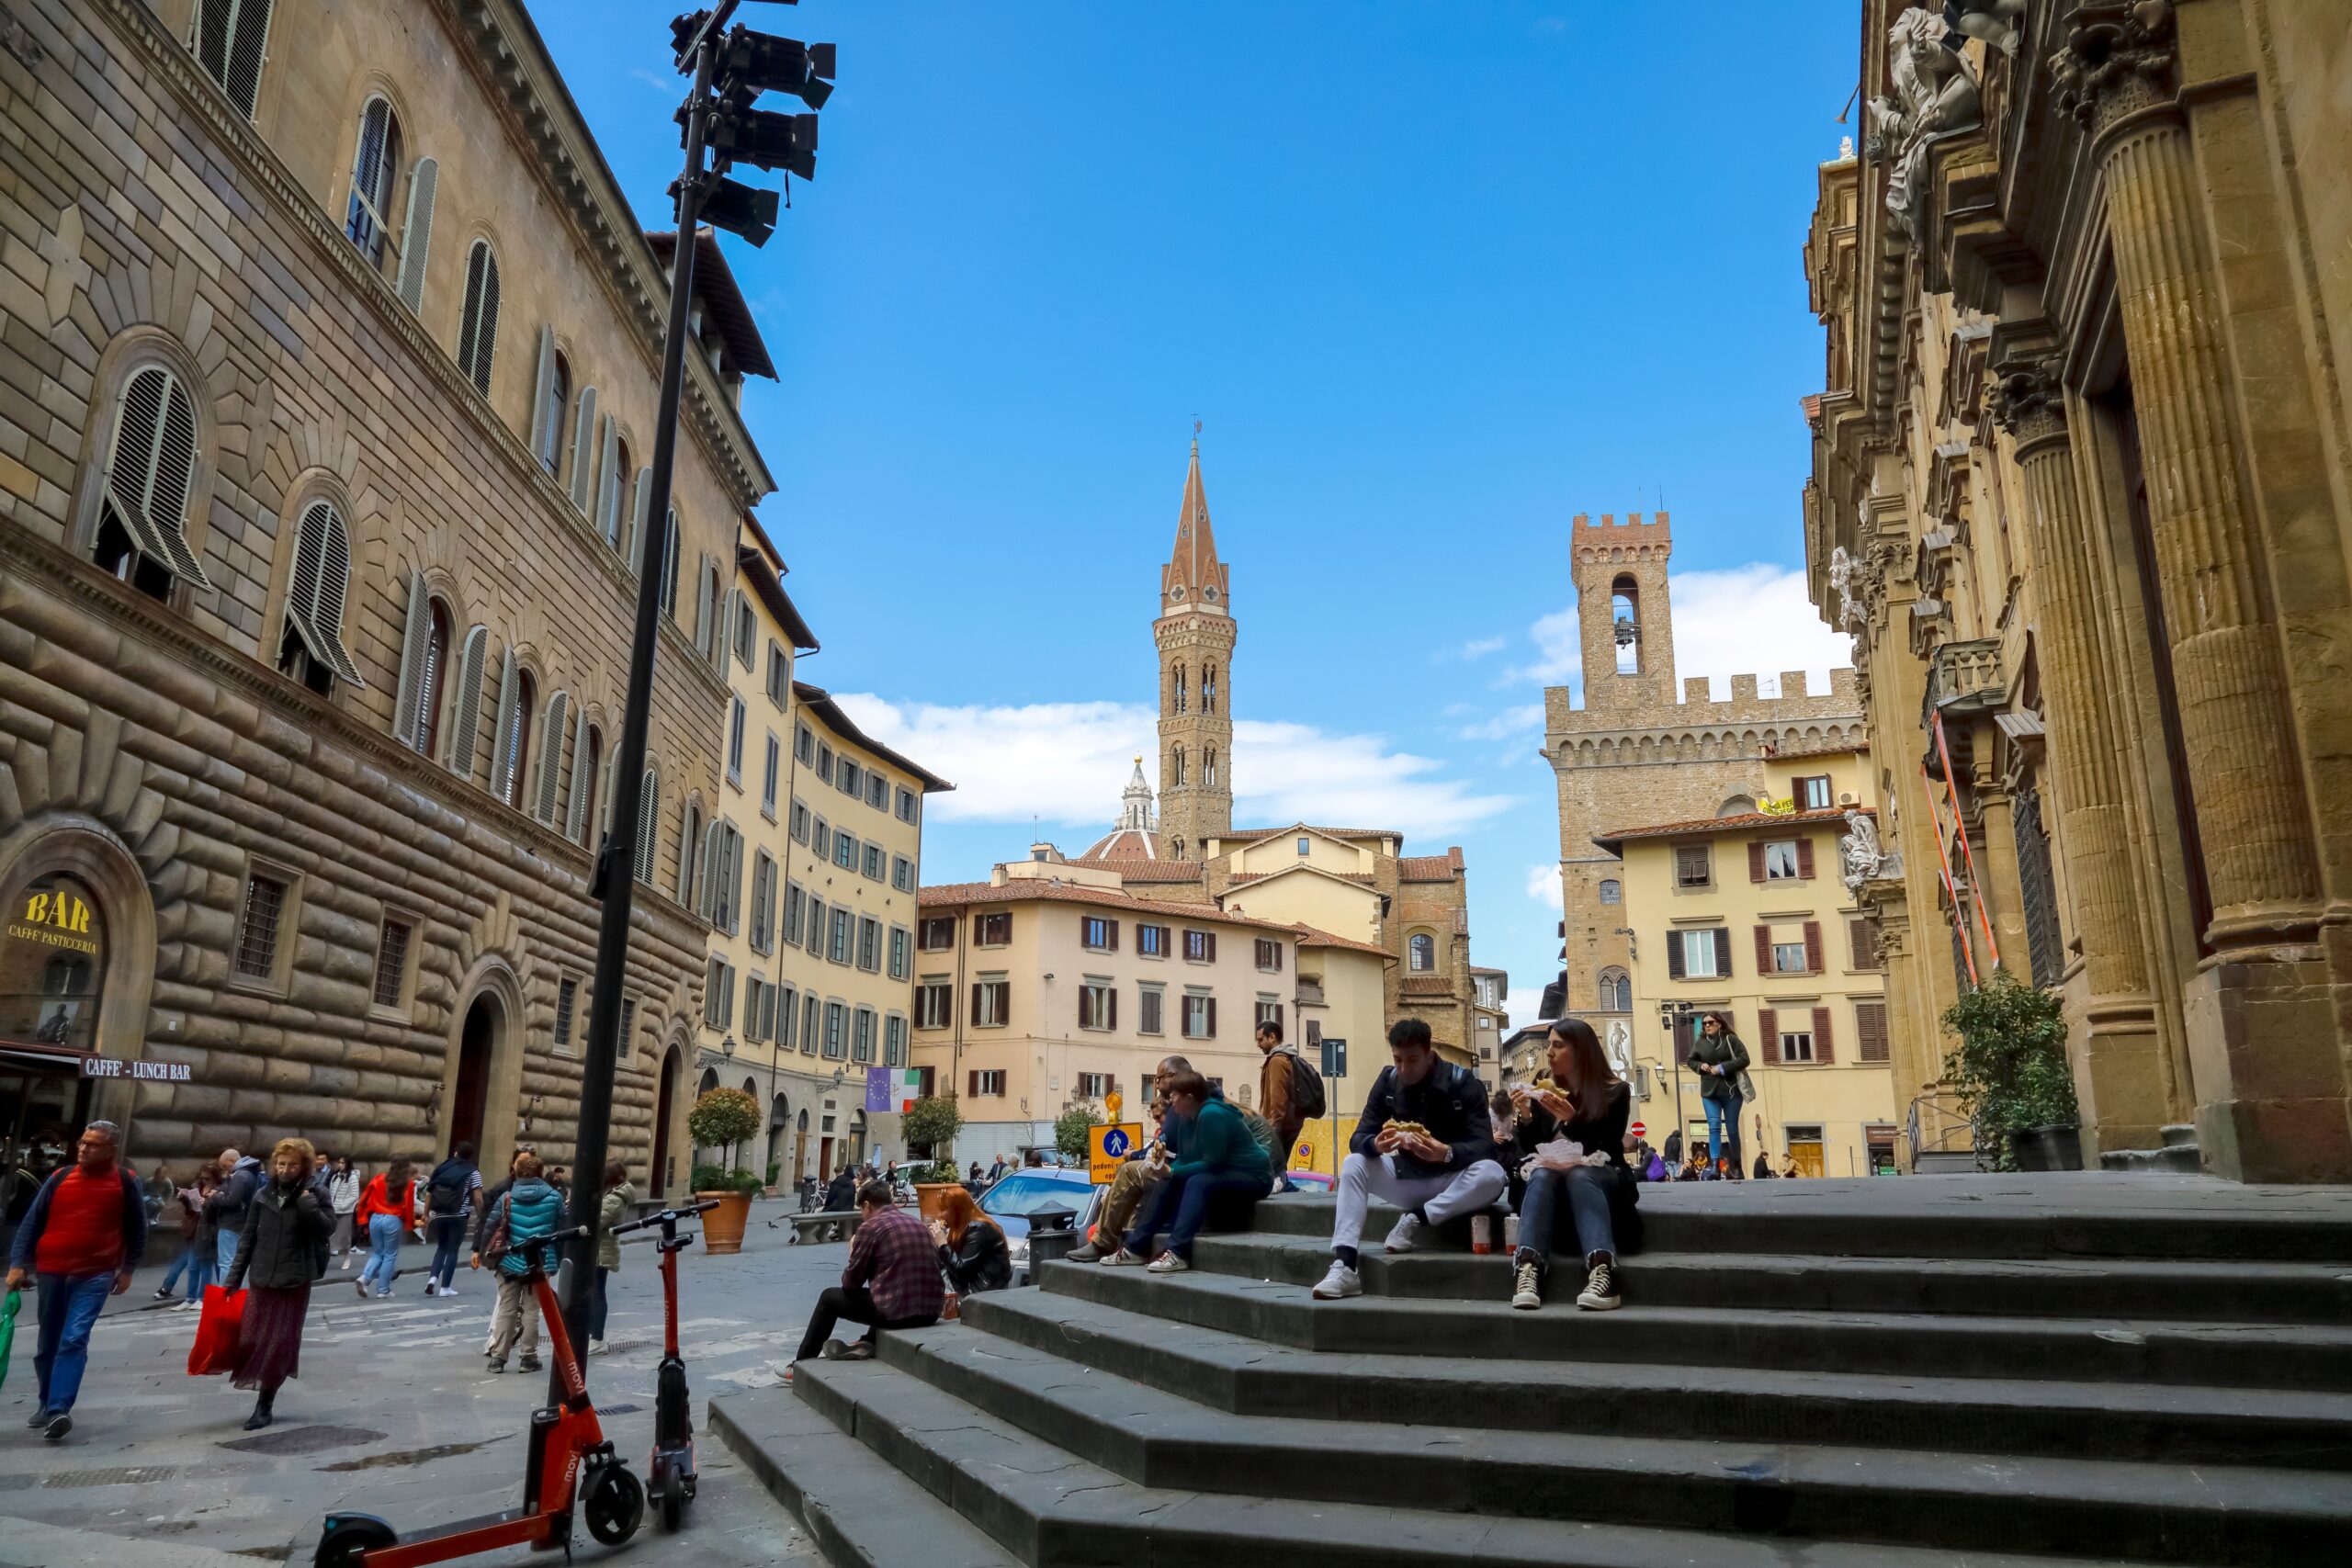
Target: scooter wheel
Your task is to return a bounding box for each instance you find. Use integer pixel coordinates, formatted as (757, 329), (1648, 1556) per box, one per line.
(583, 1462), (645, 1546)
(659, 1465), (686, 1531)
(315, 1514), (398, 1568)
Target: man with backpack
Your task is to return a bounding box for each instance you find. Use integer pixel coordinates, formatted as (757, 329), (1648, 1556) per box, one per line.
(422, 1141), (481, 1299)
(1255, 1018), (1323, 1190)
(480, 1153), (564, 1375)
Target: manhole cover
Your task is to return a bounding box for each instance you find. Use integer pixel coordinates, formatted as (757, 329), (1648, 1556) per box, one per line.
(42, 1466), (180, 1488)
(220, 1423), (385, 1455)
(596, 1403), (641, 1416)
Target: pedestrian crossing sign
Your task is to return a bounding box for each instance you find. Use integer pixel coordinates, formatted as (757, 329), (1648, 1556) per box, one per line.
(1089, 1122), (1143, 1184)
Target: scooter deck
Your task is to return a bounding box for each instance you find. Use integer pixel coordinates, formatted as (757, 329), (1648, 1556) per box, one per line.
(364, 1508), (555, 1567)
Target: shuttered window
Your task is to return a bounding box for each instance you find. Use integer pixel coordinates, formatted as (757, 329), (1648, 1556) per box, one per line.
(345, 97), (402, 267)
(455, 241), (501, 395)
(1855, 998), (1889, 1063)
(1848, 916), (1882, 971)
(733, 591), (755, 670)
(566, 723), (603, 846)
(597, 421), (624, 544)
(277, 501), (365, 694)
(634, 769), (659, 884)
(529, 330), (571, 476)
(445, 625), (488, 779)
(95, 365), (211, 592)
(495, 664), (536, 811)
(196, 0), (274, 119)
(530, 691), (571, 825)
(390, 571), (450, 755)
(677, 801), (703, 908)
(394, 157), (437, 311)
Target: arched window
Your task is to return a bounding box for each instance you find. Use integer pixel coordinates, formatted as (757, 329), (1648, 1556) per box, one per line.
(1172, 664), (1186, 714)
(1203, 663), (1216, 714)
(499, 669), (536, 810)
(1611, 574), (1641, 675)
(195, 0), (274, 119)
(634, 766), (660, 884)
(535, 351), (571, 475)
(1599, 878), (1621, 905)
(93, 364), (209, 599)
(1408, 933), (1435, 972)
(455, 240), (501, 396)
(678, 799), (703, 906)
(412, 597), (451, 757)
(1170, 745), (1186, 787)
(277, 500), (364, 695)
(445, 624), (489, 777)
(1598, 967), (1632, 1011)
(571, 723), (603, 847)
(604, 436), (633, 547)
(345, 96), (403, 268)
(530, 690), (571, 825)
(1718, 795), (1758, 818)
(1204, 746), (1217, 788)
(3, 874), (107, 1053)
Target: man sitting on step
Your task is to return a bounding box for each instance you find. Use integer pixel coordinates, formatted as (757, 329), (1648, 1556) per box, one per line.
(786, 1179), (944, 1379)
(1314, 1019), (1508, 1300)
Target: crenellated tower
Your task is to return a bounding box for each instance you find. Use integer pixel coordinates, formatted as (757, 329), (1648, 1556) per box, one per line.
(1153, 436), (1235, 857)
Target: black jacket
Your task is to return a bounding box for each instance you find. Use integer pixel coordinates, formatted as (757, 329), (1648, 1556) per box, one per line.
(1348, 1060), (1495, 1179)
(207, 1156), (264, 1234)
(225, 1179), (332, 1291)
(938, 1222), (1011, 1295)
(821, 1171), (856, 1212)
(1686, 1030), (1752, 1104)
(1509, 1080), (1643, 1256)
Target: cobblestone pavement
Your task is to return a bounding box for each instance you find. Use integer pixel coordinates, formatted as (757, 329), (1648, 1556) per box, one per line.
(0, 1201), (837, 1567)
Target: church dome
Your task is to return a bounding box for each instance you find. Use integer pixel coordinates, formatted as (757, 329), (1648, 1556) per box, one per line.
(1081, 826), (1170, 863)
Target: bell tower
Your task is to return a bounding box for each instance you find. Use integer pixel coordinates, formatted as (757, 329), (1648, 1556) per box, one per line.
(1572, 511), (1677, 714)
(1154, 435), (1234, 858)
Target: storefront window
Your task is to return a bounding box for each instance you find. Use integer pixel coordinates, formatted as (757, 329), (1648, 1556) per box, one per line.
(3, 874), (107, 1053)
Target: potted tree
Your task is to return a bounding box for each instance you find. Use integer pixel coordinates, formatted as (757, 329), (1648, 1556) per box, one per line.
(1941, 971), (2082, 1172)
(686, 1087), (764, 1253)
(901, 1093), (964, 1221)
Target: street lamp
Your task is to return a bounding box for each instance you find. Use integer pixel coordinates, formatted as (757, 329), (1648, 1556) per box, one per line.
(1656, 999), (1693, 1158)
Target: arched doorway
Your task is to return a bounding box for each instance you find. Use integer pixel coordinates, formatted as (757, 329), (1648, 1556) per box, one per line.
(794, 1108), (808, 1185)
(450, 998), (495, 1157)
(652, 1047), (681, 1200)
(766, 1092), (790, 1187)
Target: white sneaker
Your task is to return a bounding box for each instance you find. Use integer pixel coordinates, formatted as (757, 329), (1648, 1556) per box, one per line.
(1510, 1257), (1544, 1311)
(1384, 1213), (1427, 1254)
(1145, 1251), (1189, 1274)
(1312, 1260), (1363, 1300)
(1098, 1247), (1148, 1267)
(437, 1285), (458, 1298)
(340, 1256), (354, 1270)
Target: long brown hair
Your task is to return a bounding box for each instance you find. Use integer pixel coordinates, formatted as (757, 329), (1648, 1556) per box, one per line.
(1546, 1017), (1622, 1115)
(938, 1187), (998, 1245)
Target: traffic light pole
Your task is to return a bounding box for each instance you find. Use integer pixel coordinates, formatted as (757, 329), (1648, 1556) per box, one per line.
(552, 1), (734, 1403)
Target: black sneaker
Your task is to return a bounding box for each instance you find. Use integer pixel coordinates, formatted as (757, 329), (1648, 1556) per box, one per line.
(517, 1355), (542, 1373)
(43, 1412), (72, 1442)
(1577, 1259), (1622, 1311)
(152, 1286), (174, 1301)
(27, 1407), (52, 1428)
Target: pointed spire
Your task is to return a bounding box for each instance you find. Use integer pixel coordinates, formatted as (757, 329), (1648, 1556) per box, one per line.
(1118, 755), (1155, 831)
(1161, 432), (1229, 615)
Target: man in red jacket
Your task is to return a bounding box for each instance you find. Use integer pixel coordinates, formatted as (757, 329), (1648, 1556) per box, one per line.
(6, 1121), (146, 1442)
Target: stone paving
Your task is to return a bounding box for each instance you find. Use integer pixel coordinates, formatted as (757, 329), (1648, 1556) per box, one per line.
(0, 1200), (834, 1567)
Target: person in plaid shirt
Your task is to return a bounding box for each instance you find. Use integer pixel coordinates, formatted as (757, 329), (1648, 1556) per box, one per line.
(789, 1179), (944, 1369)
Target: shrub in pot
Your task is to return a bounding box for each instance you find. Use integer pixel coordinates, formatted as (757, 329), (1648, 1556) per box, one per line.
(686, 1088), (763, 1253)
(1941, 972), (2080, 1173)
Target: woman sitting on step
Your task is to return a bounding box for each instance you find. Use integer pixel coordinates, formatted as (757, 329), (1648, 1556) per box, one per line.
(1504, 1018), (1642, 1313)
(1100, 1071), (1273, 1274)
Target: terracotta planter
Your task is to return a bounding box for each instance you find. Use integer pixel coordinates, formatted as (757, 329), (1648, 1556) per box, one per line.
(915, 1182), (957, 1222)
(696, 1189), (752, 1254)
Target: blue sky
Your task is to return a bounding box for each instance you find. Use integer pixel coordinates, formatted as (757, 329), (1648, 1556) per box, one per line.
(527, 1), (1858, 1022)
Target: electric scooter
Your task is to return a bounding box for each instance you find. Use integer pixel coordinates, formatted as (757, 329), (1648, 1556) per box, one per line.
(610, 1198), (719, 1531)
(313, 1227), (643, 1567)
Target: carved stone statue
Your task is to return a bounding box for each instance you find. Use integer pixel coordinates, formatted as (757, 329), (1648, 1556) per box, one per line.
(1949, 0), (2027, 56)
(1828, 546), (1868, 628)
(1840, 808), (1885, 896)
(1867, 9), (1984, 243)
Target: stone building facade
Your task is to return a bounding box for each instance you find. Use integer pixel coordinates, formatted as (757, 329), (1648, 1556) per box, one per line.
(1544, 510), (1866, 1082)
(0, 0), (773, 1201)
(1804, 0), (2352, 1181)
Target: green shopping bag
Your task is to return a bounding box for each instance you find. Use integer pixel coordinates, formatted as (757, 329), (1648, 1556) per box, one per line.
(0, 1289), (19, 1392)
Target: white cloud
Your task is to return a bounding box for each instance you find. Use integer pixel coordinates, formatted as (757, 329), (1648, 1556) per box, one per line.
(1458, 635), (1506, 660)
(827, 696), (1518, 843)
(1503, 987), (1551, 1031)
(629, 68), (677, 96)
(1523, 863), (1563, 909)
(1454, 703), (1544, 742)
(1503, 563), (1852, 698)
(1505, 604), (1583, 687)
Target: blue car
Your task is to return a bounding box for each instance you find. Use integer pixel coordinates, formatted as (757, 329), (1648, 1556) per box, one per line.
(977, 1167), (1105, 1282)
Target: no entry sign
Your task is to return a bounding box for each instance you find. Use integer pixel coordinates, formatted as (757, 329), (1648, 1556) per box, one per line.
(1629, 1121), (1647, 1138)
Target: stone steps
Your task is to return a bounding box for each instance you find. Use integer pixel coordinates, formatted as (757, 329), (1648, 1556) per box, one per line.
(959, 1286), (2352, 1469)
(1187, 1229), (2352, 1323)
(857, 1319), (2347, 1565)
(1042, 1259), (2352, 1392)
(758, 1355), (2167, 1568)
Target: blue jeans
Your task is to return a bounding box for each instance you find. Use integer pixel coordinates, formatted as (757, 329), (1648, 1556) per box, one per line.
(359, 1214), (404, 1295)
(588, 1266), (611, 1341)
(1702, 1091), (1742, 1166)
(1516, 1165), (1617, 1269)
(216, 1227), (242, 1274)
(160, 1243), (196, 1294)
(428, 1216), (467, 1289)
(1124, 1169), (1271, 1260)
(33, 1272), (114, 1416)
(167, 1247), (215, 1303)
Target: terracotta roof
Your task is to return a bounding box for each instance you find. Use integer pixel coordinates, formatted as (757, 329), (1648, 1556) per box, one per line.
(917, 878), (1304, 936)
(645, 229), (776, 379)
(1079, 826), (1172, 863)
(1767, 739), (1869, 761)
(1398, 848), (1465, 881)
(1108, 862), (1208, 885)
(1289, 924), (1394, 959)
(792, 682), (953, 793)
(1593, 804), (1869, 852)
(1398, 975), (1457, 997)
(1801, 392), (1824, 423)
(1226, 826), (1402, 844)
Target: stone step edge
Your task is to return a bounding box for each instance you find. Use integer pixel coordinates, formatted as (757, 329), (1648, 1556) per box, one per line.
(879, 1320), (2352, 1566)
(791, 1354), (2164, 1568)
(707, 1389), (1024, 1568)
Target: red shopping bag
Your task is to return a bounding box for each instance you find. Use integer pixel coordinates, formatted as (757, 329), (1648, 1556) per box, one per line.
(187, 1284), (245, 1375)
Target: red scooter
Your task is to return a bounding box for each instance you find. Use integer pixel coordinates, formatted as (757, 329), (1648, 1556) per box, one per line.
(313, 1227), (643, 1566)
(611, 1198), (719, 1531)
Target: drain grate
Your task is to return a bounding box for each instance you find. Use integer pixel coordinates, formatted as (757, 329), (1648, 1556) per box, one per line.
(595, 1403), (641, 1416)
(43, 1466), (180, 1488)
(220, 1423), (385, 1455)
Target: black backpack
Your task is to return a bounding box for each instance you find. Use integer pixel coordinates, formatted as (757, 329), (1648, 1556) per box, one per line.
(426, 1157), (475, 1217)
(1286, 1051), (1327, 1121)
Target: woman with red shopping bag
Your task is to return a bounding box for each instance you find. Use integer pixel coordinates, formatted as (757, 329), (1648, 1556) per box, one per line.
(218, 1138), (331, 1429)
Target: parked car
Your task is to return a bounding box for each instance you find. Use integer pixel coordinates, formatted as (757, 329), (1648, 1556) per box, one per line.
(978, 1166), (1105, 1282)
(1281, 1170), (1335, 1194)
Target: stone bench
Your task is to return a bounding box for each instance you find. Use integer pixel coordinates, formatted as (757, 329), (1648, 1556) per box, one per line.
(788, 1209), (862, 1245)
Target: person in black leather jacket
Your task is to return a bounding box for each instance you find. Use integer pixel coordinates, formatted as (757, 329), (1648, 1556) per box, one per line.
(930, 1188), (1011, 1295)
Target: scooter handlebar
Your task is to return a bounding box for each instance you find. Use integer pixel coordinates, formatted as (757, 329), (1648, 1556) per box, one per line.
(610, 1198), (721, 1236)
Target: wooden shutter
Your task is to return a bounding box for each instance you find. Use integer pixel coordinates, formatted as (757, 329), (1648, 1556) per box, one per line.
(1666, 931), (1685, 980)
(1813, 1005), (1835, 1064)
(487, 647), (519, 797)
(391, 567), (432, 748)
(699, 821), (723, 921)
(1712, 928), (1732, 978)
(1108, 988), (1118, 1031)
(532, 691), (570, 823)
(1204, 932), (1217, 963)
(565, 723), (596, 842)
(1747, 841), (1767, 882)
(569, 387), (599, 512)
(595, 415), (621, 544)
(201, 0), (274, 118)
(395, 156), (437, 311)
(287, 501), (362, 685)
(1753, 924), (1772, 975)
(458, 243), (498, 394)
(447, 624), (488, 777)
(1856, 1000), (1889, 1062)
(104, 367), (209, 588)
(1107, 919), (1119, 952)
(1796, 836), (1815, 879)
(1275, 1002), (1283, 1034)
(1803, 919), (1824, 975)
(527, 324), (557, 456)
(1847, 917), (1871, 970)
(691, 555), (711, 654)
(634, 770), (657, 882)
(969, 987), (982, 1030)
(967, 1069), (978, 1099)
(1758, 1007), (1780, 1064)
(628, 468), (652, 571)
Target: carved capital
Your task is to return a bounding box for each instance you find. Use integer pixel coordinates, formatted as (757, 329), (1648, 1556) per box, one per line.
(1988, 356), (2066, 445)
(2051, 1), (2177, 135)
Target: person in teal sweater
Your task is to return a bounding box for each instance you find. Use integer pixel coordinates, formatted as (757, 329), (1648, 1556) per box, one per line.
(1102, 1071), (1273, 1273)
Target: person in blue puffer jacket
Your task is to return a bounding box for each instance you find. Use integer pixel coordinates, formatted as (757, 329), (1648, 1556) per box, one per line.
(481, 1154), (565, 1374)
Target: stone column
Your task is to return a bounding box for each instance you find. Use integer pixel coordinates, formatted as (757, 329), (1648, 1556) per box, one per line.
(1990, 359), (2175, 1152)
(2055, 2), (2342, 1179)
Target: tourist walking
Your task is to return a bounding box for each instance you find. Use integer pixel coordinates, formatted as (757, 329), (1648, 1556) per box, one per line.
(1313, 1021), (1507, 1300)
(1255, 1017), (1318, 1189)
(207, 1146), (264, 1273)
(325, 1156), (362, 1267)
(1102, 1070), (1273, 1272)
(931, 1187), (1011, 1295)
(153, 1163), (216, 1304)
(353, 1159), (414, 1299)
(1503, 1020), (1641, 1314)
(422, 1142), (481, 1299)
(220, 1139), (332, 1430)
(481, 1154), (564, 1374)
(6, 1121), (145, 1441)
(589, 1160), (635, 1355)
(786, 1179), (943, 1376)
(1685, 1011), (1752, 1170)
